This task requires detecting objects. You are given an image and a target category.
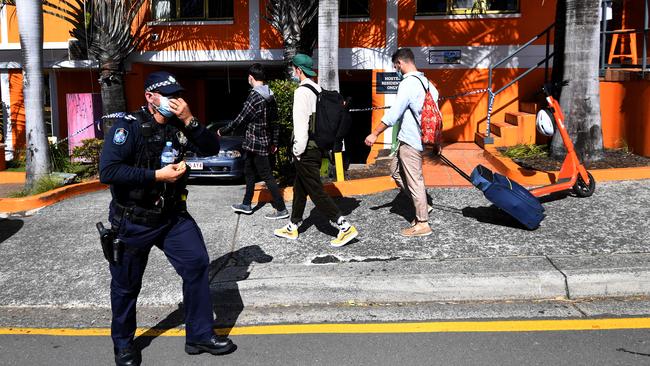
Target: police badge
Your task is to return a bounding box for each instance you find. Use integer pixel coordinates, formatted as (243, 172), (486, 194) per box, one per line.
(176, 130), (188, 146)
(113, 128), (128, 145)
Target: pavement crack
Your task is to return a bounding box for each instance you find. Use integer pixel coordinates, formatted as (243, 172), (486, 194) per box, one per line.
(545, 255), (572, 300)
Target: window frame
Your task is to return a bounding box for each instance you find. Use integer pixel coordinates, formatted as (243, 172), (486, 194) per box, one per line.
(150, 0), (234, 22)
(339, 0), (371, 19)
(415, 0), (520, 16)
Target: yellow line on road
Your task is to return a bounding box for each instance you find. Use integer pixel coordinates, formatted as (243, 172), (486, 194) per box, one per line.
(2, 318), (650, 337)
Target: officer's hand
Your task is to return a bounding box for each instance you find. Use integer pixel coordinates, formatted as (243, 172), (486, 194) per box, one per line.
(168, 98), (192, 124)
(155, 163), (186, 183)
(364, 133), (377, 147)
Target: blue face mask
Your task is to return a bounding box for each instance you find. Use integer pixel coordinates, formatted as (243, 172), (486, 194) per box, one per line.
(290, 68), (300, 83)
(396, 69), (404, 80)
(155, 95), (174, 118)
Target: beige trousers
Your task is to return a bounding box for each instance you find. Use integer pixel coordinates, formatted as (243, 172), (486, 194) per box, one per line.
(390, 143), (428, 222)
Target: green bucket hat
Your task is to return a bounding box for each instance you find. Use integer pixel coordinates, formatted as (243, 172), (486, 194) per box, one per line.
(292, 53), (317, 77)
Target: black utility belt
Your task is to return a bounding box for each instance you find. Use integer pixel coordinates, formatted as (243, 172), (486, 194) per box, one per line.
(113, 201), (186, 227)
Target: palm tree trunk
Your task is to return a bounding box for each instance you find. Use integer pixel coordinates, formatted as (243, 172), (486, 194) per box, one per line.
(551, 0), (604, 162)
(16, 0), (51, 189)
(99, 67), (127, 115)
(318, 0), (339, 91)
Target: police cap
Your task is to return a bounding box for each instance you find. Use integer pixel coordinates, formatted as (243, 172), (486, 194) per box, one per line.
(144, 71), (184, 95)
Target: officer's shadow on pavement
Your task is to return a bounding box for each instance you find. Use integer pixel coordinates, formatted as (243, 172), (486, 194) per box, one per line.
(0, 218), (24, 244)
(133, 245), (272, 351)
(299, 196), (361, 239)
(209, 245), (273, 334)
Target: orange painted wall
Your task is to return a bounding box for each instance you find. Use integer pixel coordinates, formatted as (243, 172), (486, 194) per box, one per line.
(398, 0), (557, 47)
(600, 81), (650, 157)
(138, 0), (250, 51)
(6, 3), (74, 44)
(340, 0), (386, 49)
(9, 71), (25, 152)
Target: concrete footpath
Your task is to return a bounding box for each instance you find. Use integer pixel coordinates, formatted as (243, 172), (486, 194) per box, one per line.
(0, 179), (648, 327)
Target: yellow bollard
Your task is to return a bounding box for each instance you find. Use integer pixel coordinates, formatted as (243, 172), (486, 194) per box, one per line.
(334, 152), (344, 182)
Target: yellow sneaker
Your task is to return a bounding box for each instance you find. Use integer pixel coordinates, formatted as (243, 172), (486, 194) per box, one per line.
(330, 225), (358, 247)
(274, 223), (298, 240)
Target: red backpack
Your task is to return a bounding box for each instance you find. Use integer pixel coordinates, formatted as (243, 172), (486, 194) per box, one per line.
(409, 76), (443, 151)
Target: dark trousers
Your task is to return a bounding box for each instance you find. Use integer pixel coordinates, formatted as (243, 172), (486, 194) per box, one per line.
(109, 213), (214, 351)
(291, 148), (341, 224)
(242, 151), (286, 211)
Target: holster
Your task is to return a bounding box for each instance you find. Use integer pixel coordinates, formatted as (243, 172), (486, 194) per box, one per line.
(96, 222), (123, 265)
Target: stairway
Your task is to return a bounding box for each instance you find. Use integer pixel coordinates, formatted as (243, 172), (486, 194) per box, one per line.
(474, 102), (538, 148)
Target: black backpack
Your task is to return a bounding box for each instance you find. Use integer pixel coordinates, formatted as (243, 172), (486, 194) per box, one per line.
(301, 84), (351, 152)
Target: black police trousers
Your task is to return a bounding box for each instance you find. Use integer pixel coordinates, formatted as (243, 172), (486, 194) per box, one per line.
(109, 209), (214, 351)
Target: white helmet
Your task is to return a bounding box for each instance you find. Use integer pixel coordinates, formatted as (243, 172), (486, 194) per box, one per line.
(536, 108), (555, 137)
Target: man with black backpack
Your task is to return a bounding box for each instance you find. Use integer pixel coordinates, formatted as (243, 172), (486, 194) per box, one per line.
(273, 54), (359, 247)
(365, 48), (439, 237)
(218, 63), (288, 220)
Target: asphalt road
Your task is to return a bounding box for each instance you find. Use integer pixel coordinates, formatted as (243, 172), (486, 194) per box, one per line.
(2, 323), (650, 365)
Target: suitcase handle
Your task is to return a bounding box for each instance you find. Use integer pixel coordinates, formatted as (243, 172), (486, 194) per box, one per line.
(438, 154), (472, 183)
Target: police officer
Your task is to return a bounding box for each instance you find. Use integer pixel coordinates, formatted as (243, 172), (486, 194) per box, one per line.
(99, 71), (235, 366)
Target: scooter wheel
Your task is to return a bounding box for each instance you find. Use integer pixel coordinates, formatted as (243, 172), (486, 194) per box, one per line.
(573, 171), (596, 197)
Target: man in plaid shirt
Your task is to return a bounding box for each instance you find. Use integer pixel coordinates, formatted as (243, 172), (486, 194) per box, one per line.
(218, 64), (288, 219)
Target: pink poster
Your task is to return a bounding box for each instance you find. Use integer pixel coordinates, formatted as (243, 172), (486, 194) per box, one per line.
(66, 93), (102, 156)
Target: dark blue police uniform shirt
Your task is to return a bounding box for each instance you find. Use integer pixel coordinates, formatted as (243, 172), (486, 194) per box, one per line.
(99, 109), (219, 189)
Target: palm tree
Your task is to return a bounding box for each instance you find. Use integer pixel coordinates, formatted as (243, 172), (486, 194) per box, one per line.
(15, 0), (51, 189)
(318, 0), (339, 91)
(265, 0), (318, 76)
(550, 0), (604, 162)
(5, 0), (147, 115)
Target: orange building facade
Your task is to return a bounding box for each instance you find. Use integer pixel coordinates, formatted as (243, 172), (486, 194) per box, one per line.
(1, 0), (648, 165)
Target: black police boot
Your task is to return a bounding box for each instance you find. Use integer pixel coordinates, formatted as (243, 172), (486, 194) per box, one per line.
(115, 346), (141, 366)
(185, 335), (236, 355)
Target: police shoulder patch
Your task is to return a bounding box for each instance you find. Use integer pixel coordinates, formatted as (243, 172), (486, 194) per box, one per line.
(113, 128), (129, 145)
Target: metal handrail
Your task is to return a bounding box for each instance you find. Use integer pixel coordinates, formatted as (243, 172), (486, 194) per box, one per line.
(485, 23), (555, 144)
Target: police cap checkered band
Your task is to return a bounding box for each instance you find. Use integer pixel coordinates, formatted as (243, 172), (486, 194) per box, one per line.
(144, 71), (184, 95)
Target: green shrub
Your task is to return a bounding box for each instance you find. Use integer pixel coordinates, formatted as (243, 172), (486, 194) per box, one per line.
(502, 144), (549, 159)
(71, 138), (104, 178)
(268, 79), (298, 186)
(6, 148), (26, 171)
(9, 174), (65, 198)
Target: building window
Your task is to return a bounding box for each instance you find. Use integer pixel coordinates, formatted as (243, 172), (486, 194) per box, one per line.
(340, 0), (370, 18)
(416, 0), (519, 15)
(151, 0), (234, 21)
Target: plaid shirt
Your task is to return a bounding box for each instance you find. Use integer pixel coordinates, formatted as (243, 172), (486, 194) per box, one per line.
(220, 89), (279, 156)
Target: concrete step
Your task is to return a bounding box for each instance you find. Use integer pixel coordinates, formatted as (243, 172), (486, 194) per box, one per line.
(474, 131), (502, 148)
(505, 111), (536, 145)
(519, 102), (540, 115)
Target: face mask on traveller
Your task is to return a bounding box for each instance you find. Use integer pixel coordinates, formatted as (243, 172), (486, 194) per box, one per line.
(290, 68), (300, 83)
(154, 95), (174, 118)
(395, 67), (404, 80)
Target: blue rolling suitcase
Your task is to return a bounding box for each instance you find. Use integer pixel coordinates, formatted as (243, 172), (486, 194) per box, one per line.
(439, 155), (544, 230)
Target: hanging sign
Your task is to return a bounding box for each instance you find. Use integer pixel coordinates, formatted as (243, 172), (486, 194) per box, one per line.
(375, 72), (401, 94)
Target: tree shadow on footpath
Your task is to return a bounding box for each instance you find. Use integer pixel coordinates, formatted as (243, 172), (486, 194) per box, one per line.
(133, 245), (272, 351)
(298, 196), (361, 238)
(0, 218), (24, 244)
